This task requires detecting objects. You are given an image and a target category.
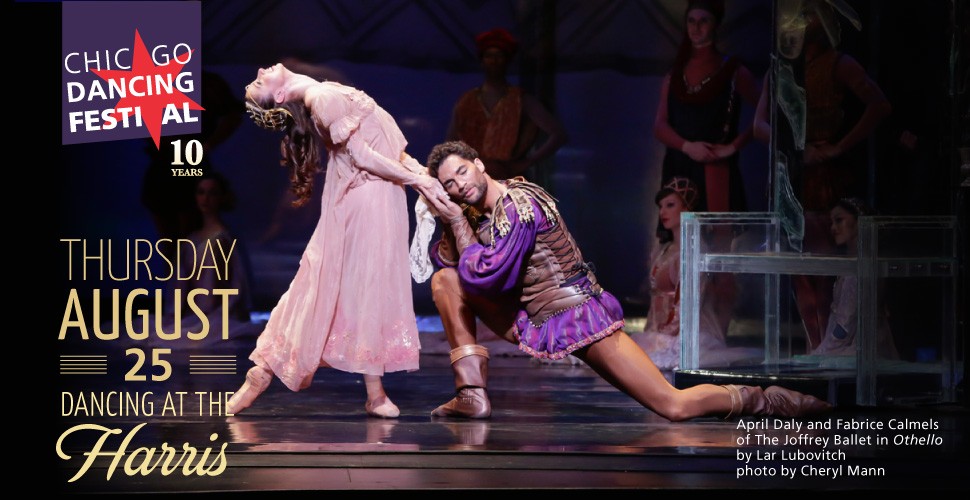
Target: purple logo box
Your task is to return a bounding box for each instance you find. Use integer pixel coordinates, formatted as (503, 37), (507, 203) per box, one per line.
(62, 1), (201, 145)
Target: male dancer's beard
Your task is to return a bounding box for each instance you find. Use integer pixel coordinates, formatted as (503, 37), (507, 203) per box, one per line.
(462, 178), (489, 207)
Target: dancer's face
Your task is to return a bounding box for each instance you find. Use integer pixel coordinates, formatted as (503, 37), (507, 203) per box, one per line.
(481, 47), (510, 78)
(245, 63), (287, 104)
(196, 178), (224, 216)
(830, 206), (857, 247)
(658, 193), (687, 231)
(777, 7), (808, 59)
(686, 8), (717, 48)
(436, 154), (488, 207)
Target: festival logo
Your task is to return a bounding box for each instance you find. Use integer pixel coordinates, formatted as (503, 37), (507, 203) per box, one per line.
(61, 1), (203, 147)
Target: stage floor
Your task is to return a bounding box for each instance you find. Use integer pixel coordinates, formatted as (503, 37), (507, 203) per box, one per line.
(53, 331), (969, 493)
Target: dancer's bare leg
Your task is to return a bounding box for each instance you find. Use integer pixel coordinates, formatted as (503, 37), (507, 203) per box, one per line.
(432, 268), (518, 348)
(574, 331), (830, 421)
(433, 268), (480, 349)
(363, 374), (400, 418)
(466, 294), (519, 345)
(430, 268), (517, 418)
(574, 331), (730, 421)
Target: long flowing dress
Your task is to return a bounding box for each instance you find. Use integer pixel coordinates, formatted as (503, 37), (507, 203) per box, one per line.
(167, 227), (262, 347)
(661, 56), (747, 213)
(250, 82), (423, 391)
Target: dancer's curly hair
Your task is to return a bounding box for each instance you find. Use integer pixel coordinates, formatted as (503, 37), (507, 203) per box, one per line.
(247, 97), (322, 207)
(426, 140), (480, 179)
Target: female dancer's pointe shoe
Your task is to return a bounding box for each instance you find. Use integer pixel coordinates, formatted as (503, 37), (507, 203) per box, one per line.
(226, 366), (272, 416)
(365, 396), (401, 418)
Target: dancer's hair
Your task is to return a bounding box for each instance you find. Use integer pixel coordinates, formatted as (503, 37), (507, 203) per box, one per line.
(247, 97), (322, 207)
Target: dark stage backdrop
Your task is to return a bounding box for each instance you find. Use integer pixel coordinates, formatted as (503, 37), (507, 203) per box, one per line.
(57, 0), (784, 314)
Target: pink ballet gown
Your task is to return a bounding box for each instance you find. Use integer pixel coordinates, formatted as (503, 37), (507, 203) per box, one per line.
(250, 82), (423, 391)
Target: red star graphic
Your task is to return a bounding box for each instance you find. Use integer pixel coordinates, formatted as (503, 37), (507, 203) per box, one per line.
(92, 30), (204, 149)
